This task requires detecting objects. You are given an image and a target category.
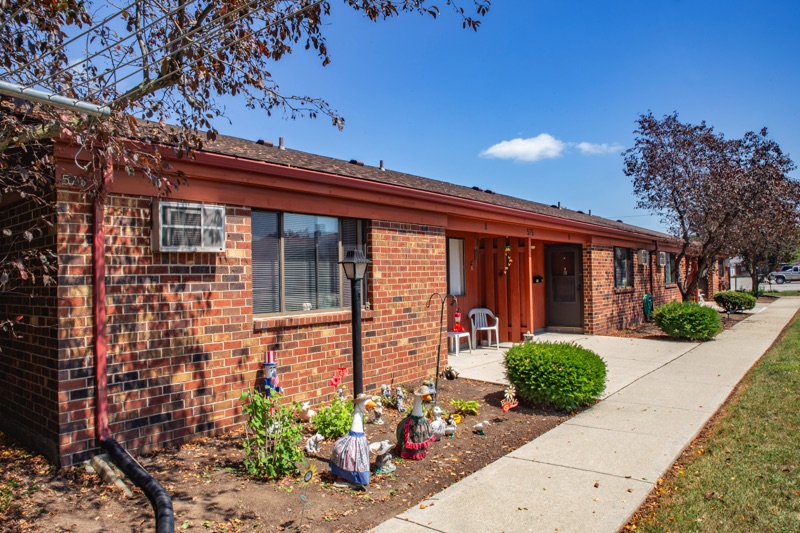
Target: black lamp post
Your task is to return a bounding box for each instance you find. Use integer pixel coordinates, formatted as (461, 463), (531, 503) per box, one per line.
(340, 249), (370, 396)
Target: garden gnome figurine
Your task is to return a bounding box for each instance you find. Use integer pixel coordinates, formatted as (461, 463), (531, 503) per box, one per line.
(370, 440), (396, 474)
(395, 387), (405, 412)
(371, 397), (384, 425)
(330, 393), (376, 489)
(381, 384), (391, 400)
(396, 385), (436, 460)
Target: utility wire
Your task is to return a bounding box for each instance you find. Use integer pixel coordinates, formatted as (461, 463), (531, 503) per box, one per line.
(2, 0), (139, 81)
(19, 0), (191, 89)
(80, 0), (278, 94)
(0, 0), (35, 33)
(107, 0), (323, 106)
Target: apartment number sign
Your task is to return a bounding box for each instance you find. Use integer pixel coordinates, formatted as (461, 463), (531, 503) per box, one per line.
(58, 173), (89, 189)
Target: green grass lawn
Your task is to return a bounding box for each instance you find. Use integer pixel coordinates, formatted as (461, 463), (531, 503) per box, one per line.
(762, 290), (800, 297)
(630, 314), (800, 532)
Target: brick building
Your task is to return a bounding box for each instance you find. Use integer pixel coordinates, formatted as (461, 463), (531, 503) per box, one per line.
(0, 133), (729, 466)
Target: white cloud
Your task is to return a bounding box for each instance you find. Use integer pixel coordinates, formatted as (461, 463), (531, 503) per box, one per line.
(480, 134), (566, 162)
(480, 134), (624, 162)
(575, 141), (624, 155)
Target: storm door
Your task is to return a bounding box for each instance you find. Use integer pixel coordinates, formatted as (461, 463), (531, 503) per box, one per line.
(545, 244), (583, 328)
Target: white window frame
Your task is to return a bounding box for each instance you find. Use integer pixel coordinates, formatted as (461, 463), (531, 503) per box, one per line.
(447, 237), (466, 296)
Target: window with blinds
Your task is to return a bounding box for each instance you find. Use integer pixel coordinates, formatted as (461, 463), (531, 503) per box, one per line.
(252, 211), (367, 314)
(614, 247), (633, 288)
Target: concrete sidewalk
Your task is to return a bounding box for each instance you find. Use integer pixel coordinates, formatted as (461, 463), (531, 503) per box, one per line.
(372, 297), (800, 533)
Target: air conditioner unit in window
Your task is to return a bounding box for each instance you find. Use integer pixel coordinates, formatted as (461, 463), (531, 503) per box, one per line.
(153, 201), (226, 252)
(638, 249), (649, 265)
(658, 252), (667, 267)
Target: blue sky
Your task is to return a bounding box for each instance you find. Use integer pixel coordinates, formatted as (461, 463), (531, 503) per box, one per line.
(216, 0), (800, 233)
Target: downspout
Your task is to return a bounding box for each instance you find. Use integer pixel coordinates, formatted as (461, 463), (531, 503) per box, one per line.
(92, 156), (175, 533)
(93, 158), (111, 441)
(650, 240), (658, 297)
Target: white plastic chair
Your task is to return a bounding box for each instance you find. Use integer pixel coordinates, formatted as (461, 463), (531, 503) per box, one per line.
(468, 308), (500, 350)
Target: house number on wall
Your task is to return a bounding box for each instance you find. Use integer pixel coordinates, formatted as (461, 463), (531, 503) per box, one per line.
(527, 229), (535, 236)
(59, 174), (87, 189)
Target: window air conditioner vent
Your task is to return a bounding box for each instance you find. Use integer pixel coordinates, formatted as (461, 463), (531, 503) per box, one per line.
(153, 201), (226, 252)
(638, 249), (649, 265)
(658, 252), (667, 267)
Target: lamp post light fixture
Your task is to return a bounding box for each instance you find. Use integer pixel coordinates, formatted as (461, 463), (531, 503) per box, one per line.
(340, 249), (370, 396)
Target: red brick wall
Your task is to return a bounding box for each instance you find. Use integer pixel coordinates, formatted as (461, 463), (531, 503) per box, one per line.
(53, 194), (447, 465)
(584, 245), (683, 335)
(0, 192), (60, 463)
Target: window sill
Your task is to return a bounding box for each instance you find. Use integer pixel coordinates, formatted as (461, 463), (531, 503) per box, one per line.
(613, 286), (635, 294)
(254, 309), (374, 331)
(665, 283), (678, 289)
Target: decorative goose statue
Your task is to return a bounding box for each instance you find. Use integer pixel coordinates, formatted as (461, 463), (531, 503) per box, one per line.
(396, 385), (436, 460)
(330, 393), (376, 488)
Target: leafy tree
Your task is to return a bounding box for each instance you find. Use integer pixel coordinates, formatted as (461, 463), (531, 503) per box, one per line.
(623, 112), (739, 301)
(624, 113), (799, 301)
(727, 130), (799, 295)
(0, 0), (489, 329)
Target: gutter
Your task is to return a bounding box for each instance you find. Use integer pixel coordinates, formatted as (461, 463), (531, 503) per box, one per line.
(0, 80), (111, 117)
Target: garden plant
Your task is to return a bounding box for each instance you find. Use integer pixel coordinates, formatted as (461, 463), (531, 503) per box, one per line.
(713, 290), (757, 314)
(653, 301), (723, 341)
(240, 390), (305, 479)
(504, 341), (607, 411)
(311, 395), (354, 439)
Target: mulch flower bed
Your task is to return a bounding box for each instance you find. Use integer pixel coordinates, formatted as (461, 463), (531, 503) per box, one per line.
(1, 378), (570, 532)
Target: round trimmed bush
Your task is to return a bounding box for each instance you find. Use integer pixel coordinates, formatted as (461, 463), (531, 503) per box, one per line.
(503, 341), (607, 411)
(713, 290), (756, 313)
(653, 301), (722, 341)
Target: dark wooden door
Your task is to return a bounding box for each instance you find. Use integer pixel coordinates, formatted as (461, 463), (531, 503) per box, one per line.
(545, 244), (583, 328)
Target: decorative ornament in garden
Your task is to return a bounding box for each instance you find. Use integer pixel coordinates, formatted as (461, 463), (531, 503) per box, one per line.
(396, 385), (436, 459)
(329, 393), (376, 489)
(305, 433), (325, 454)
(381, 384), (391, 400)
(298, 401), (316, 423)
(443, 365), (460, 380)
(371, 397), (384, 425)
(501, 385), (519, 413)
(396, 387), (406, 412)
(422, 378), (437, 402)
(263, 351), (282, 397)
(444, 414), (458, 438)
(370, 440), (396, 474)
(430, 406), (446, 441)
(472, 420), (491, 435)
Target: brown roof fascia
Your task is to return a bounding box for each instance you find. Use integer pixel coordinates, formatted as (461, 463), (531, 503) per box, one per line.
(151, 145), (674, 244)
(52, 135), (675, 245)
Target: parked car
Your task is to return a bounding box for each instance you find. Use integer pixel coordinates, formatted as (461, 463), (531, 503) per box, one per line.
(768, 265), (800, 284)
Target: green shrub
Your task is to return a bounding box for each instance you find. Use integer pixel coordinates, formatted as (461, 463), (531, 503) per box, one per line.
(312, 396), (353, 439)
(240, 390), (305, 479)
(713, 290), (756, 313)
(653, 301), (722, 341)
(503, 341), (607, 411)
